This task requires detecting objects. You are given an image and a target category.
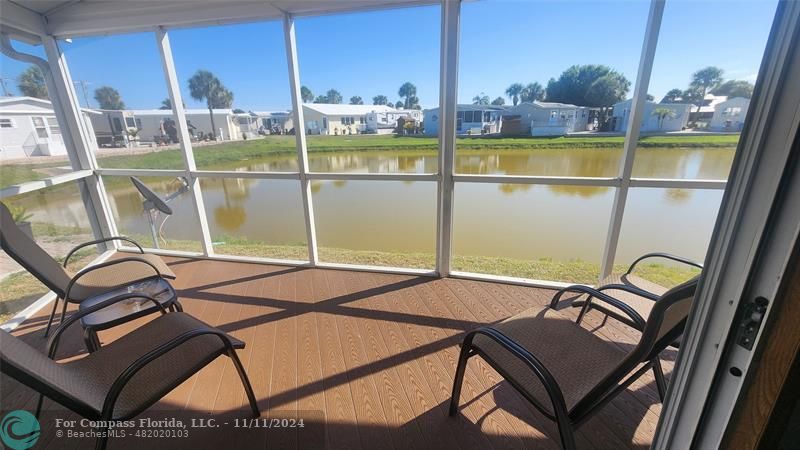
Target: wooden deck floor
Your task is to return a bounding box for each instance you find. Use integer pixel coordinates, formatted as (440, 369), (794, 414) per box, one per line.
(2, 257), (673, 449)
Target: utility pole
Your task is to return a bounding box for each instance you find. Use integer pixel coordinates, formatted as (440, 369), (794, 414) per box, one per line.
(0, 77), (13, 96)
(73, 79), (92, 107)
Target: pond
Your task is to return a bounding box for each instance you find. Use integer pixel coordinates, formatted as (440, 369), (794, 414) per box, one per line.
(21, 146), (734, 271)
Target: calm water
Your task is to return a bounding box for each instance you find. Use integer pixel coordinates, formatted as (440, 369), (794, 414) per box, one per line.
(24, 147), (733, 266)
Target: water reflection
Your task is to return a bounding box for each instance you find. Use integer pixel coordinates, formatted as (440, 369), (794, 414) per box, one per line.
(13, 147), (733, 264)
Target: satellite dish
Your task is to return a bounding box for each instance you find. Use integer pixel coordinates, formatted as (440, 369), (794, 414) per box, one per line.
(131, 176), (173, 215)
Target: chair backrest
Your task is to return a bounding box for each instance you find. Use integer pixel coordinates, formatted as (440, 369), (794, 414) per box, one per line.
(0, 330), (97, 417)
(575, 275), (700, 415)
(0, 202), (71, 297)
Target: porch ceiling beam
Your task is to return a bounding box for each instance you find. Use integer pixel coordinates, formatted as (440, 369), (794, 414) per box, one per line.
(40, 1), (438, 39)
(0, 0), (46, 43)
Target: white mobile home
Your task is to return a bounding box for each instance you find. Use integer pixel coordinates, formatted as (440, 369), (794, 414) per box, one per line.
(252, 111), (293, 134)
(709, 97), (750, 132)
(366, 109), (423, 134)
(503, 101), (590, 136)
(423, 104), (505, 136)
(91, 108), (239, 145)
(0, 97), (99, 159)
(611, 99), (693, 133)
(303, 103), (395, 135)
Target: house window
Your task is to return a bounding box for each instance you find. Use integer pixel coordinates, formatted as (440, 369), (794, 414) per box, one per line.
(724, 106), (742, 116)
(46, 117), (61, 135)
(32, 117), (48, 138)
(112, 117), (123, 133)
(125, 117), (136, 128)
(135, 118), (142, 129)
(550, 110), (558, 119)
(322, 117), (328, 129)
(0, 118), (15, 128)
(456, 111), (464, 121)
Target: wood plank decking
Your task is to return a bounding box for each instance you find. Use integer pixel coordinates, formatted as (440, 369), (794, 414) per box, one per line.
(1, 257), (672, 449)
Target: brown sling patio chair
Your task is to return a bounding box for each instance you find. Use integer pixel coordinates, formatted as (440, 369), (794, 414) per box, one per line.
(450, 276), (699, 450)
(0, 202), (177, 337)
(549, 252), (702, 341)
(0, 293), (259, 450)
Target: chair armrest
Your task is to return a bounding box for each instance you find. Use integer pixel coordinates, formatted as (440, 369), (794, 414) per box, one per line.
(597, 283), (660, 302)
(63, 236), (144, 268)
(464, 327), (575, 450)
(625, 252), (703, 276)
(64, 257), (163, 303)
(47, 292), (166, 359)
(101, 327), (238, 420)
(549, 285), (646, 329)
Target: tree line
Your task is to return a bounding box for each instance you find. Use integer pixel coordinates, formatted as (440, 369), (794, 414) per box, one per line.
(300, 82), (422, 110)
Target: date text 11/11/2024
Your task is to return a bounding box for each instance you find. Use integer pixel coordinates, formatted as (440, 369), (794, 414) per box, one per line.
(196, 418), (306, 428)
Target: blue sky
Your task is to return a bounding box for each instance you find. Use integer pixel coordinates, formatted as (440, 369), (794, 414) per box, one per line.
(0, 0), (777, 111)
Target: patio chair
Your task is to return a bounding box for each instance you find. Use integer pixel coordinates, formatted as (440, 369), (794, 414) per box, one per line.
(549, 252), (702, 335)
(450, 276), (699, 450)
(0, 202), (177, 337)
(0, 292), (259, 450)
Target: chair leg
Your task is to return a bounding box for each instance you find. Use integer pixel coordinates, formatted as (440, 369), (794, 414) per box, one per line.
(652, 358), (667, 401)
(35, 394), (44, 419)
(449, 341), (473, 416)
(94, 425), (109, 450)
(43, 297), (61, 338)
(228, 349), (260, 417)
(575, 299), (593, 326)
(556, 420), (578, 450)
(57, 298), (70, 332)
(174, 300), (183, 312)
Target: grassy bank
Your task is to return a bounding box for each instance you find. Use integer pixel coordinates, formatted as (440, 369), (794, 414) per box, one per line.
(0, 228), (698, 324)
(2, 134), (739, 185)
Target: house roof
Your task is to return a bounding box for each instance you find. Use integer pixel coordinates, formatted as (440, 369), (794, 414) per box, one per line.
(303, 103), (396, 115)
(614, 99), (695, 109)
(119, 109), (234, 116)
(0, 96), (101, 114)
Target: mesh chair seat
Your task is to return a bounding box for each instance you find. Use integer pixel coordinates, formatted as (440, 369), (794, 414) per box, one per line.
(471, 307), (626, 415)
(1, 313), (230, 419)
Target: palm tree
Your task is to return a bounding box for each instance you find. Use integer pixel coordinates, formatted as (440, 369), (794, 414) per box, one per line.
(472, 93), (489, 105)
(160, 98), (186, 110)
(505, 83), (524, 106)
(93, 86), (125, 109)
(398, 82), (417, 109)
(17, 66), (48, 99)
(491, 97), (505, 106)
(349, 96), (364, 105)
(520, 82), (544, 103)
(394, 100), (404, 109)
(661, 88), (684, 103)
(326, 89), (342, 104)
(313, 95), (328, 103)
(188, 70), (233, 139)
(689, 66), (724, 115)
(301, 86), (314, 103)
(373, 95), (388, 105)
(652, 107), (677, 130)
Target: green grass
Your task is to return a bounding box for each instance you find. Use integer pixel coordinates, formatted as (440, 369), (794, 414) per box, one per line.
(142, 234), (699, 286)
(0, 228), (698, 324)
(1, 133), (740, 185)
